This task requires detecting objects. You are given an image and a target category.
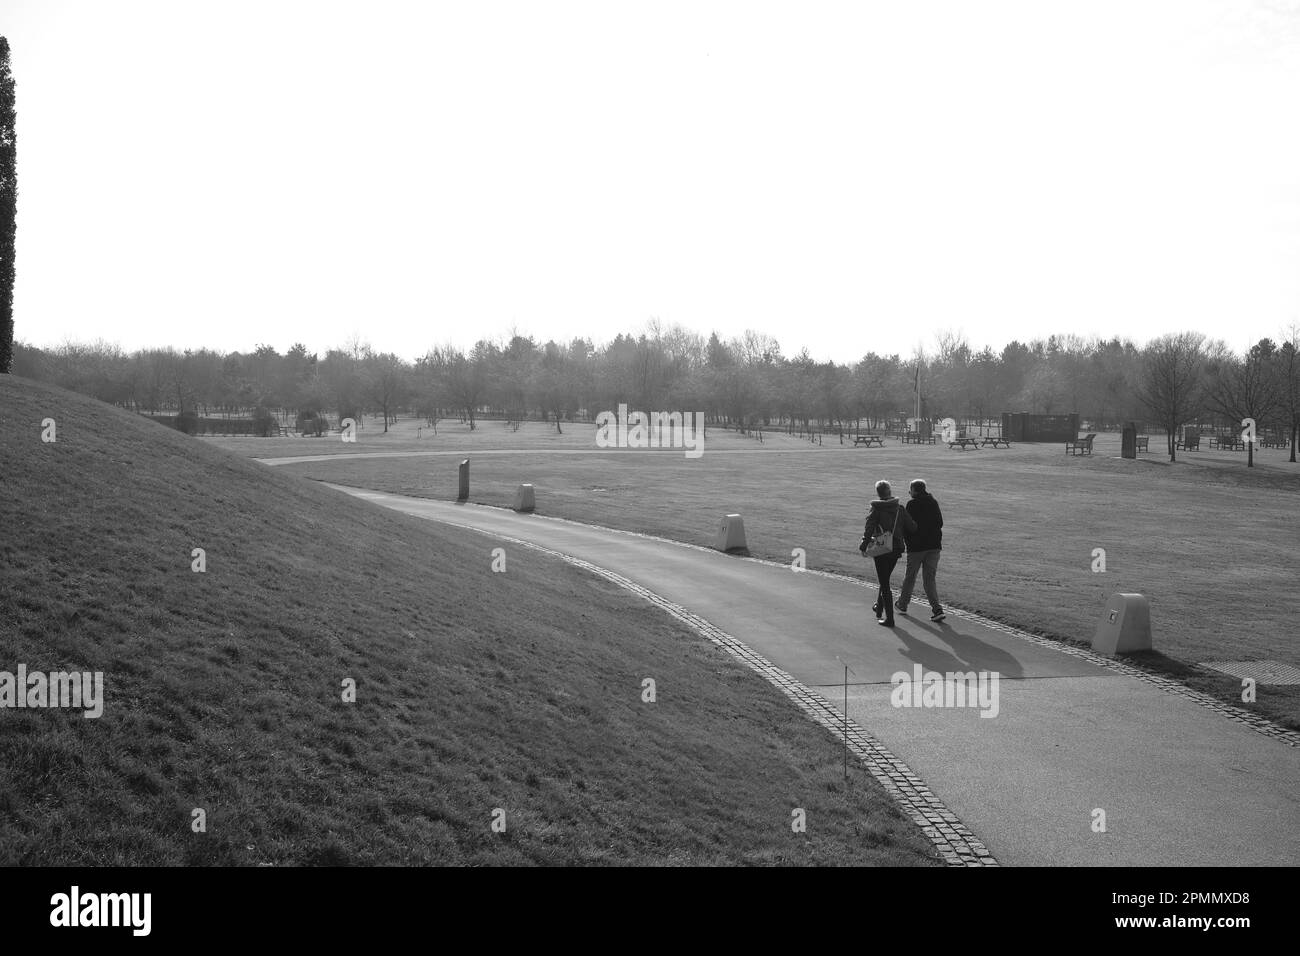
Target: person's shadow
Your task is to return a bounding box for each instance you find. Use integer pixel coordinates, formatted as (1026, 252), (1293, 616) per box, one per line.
(890, 619), (1026, 680)
(889, 624), (970, 674)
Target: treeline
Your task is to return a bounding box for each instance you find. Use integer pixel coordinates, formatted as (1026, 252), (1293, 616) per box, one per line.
(10, 325), (1300, 461)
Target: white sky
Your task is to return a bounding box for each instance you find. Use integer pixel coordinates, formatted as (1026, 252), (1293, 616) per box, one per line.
(5, 0), (1300, 361)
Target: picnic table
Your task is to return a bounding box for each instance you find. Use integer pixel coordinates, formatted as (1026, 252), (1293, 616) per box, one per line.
(948, 437), (980, 451)
(852, 434), (885, 447)
(979, 436), (1011, 449)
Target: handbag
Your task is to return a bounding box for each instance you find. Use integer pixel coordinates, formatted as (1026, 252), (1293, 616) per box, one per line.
(864, 505), (903, 558)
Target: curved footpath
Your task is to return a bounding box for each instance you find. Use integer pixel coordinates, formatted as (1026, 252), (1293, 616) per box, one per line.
(325, 483), (1300, 866)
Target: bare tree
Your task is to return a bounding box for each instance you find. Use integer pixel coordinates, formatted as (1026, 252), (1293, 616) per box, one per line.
(426, 343), (486, 429)
(1279, 323), (1299, 464)
(1014, 364), (1062, 415)
(363, 351), (408, 433)
(321, 348), (363, 424)
(1206, 339), (1283, 467)
(731, 330), (783, 366)
(534, 340), (584, 433)
(1134, 332), (1210, 462)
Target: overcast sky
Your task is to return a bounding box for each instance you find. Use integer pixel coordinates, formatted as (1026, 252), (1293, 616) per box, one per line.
(5, 0), (1299, 361)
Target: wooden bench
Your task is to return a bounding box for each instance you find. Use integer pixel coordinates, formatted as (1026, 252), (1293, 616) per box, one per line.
(1135, 436), (1149, 452)
(852, 434), (885, 447)
(1175, 435), (1200, 450)
(1219, 437), (1245, 451)
(979, 436), (1011, 449)
(948, 437), (980, 451)
(1065, 434), (1096, 456)
(903, 431), (936, 445)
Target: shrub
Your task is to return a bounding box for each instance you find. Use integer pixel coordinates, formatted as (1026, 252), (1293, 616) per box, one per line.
(252, 406), (278, 438)
(296, 411), (329, 437)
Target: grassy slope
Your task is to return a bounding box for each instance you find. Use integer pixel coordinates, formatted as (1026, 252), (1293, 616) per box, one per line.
(258, 416), (1300, 729)
(0, 379), (939, 866)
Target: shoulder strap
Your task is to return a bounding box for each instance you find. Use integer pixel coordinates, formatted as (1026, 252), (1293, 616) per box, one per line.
(892, 504), (903, 533)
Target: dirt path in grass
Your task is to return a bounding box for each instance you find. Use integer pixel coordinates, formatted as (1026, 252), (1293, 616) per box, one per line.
(327, 483), (1300, 867)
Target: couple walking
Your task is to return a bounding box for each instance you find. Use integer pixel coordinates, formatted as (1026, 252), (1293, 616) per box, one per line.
(857, 478), (945, 628)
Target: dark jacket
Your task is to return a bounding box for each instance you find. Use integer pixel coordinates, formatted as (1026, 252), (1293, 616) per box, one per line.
(904, 491), (943, 551)
(860, 497), (917, 555)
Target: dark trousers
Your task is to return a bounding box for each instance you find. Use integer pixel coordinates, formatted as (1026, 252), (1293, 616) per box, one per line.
(872, 550), (902, 617)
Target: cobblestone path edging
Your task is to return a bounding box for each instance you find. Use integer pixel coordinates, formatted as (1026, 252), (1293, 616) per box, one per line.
(405, 511), (1000, 867)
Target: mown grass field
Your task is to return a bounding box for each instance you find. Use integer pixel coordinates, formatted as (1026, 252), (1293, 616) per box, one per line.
(254, 413), (1300, 729)
(0, 379), (942, 865)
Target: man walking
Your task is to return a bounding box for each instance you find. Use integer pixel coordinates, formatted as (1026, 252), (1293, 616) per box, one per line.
(896, 478), (946, 622)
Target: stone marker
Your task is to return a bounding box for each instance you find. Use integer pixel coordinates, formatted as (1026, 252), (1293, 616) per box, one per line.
(715, 513), (747, 552)
(458, 459), (469, 501)
(513, 483), (535, 512)
(1122, 422), (1137, 459)
(1092, 593), (1152, 655)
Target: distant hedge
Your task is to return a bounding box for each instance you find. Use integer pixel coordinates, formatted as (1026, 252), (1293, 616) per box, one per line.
(145, 414), (279, 436)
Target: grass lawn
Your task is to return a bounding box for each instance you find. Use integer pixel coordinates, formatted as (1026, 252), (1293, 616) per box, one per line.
(0, 379), (941, 865)
(253, 414), (1300, 730)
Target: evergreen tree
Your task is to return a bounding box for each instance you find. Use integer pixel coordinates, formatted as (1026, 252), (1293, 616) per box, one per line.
(0, 37), (17, 373)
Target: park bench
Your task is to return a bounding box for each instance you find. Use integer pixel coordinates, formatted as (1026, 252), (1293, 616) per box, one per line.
(948, 437), (980, 451)
(1135, 435), (1149, 452)
(903, 431), (936, 445)
(1207, 435), (1241, 450)
(853, 434), (885, 447)
(979, 436), (1011, 449)
(1065, 434), (1096, 455)
(1175, 434), (1200, 450)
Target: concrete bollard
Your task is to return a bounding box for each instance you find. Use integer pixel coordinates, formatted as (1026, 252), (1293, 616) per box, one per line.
(513, 483), (535, 512)
(1092, 593), (1152, 655)
(458, 459), (469, 501)
(715, 514), (747, 552)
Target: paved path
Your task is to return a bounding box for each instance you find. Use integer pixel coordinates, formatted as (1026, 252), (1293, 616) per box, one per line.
(328, 484), (1300, 866)
(259, 447), (818, 466)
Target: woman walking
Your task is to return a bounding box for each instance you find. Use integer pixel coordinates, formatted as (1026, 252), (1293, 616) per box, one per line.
(859, 480), (917, 627)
